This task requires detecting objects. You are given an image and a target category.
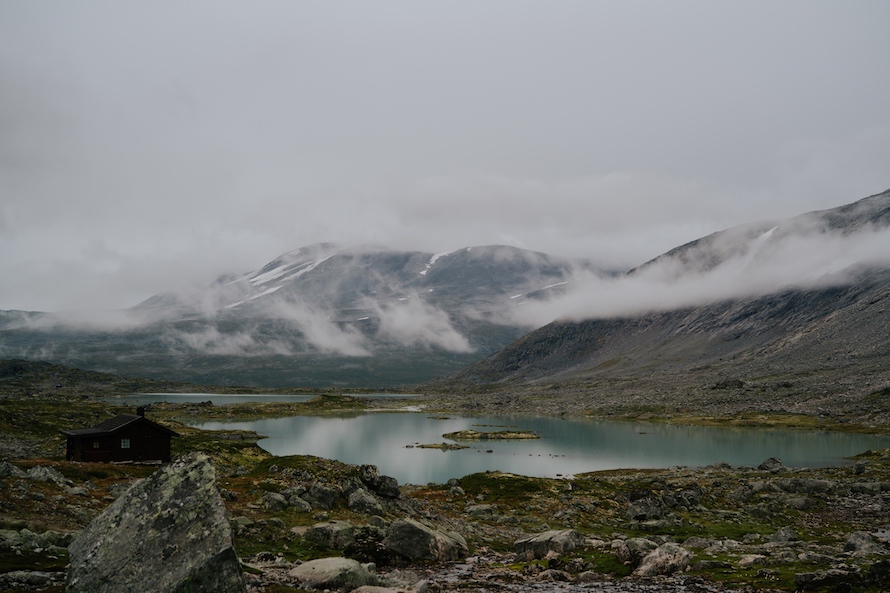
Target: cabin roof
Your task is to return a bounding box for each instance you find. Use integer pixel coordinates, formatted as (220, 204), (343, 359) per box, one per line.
(60, 414), (179, 437)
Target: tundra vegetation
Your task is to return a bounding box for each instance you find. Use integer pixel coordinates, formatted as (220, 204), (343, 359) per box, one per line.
(1, 368), (889, 592)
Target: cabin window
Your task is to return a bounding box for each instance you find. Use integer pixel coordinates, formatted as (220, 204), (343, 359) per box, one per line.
(92, 441), (100, 449)
(121, 438), (130, 449)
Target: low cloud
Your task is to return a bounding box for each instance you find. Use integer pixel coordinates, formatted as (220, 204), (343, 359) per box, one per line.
(508, 224), (890, 326)
(366, 295), (475, 353)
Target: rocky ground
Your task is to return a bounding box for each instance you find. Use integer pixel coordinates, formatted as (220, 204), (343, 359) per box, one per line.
(1, 393), (889, 592)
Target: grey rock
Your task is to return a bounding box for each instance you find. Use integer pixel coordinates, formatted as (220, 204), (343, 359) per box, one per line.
(262, 491), (288, 511)
(845, 531), (885, 556)
(289, 557), (377, 590)
(305, 520), (357, 550)
(0, 571), (63, 589)
(536, 568), (572, 581)
(360, 465), (401, 499)
(795, 568), (858, 589)
(348, 488), (384, 515)
(691, 560), (732, 571)
(27, 465), (71, 485)
(514, 529), (583, 560)
(289, 495), (313, 512)
(625, 497), (664, 521)
(305, 482), (341, 509)
(465, 503), (497, 518)
(612, 537), (658, 566)
(0, 460), (26, 478)
(633, 542), (692, 576)
(66, 453), (246, 593)
(770, 526), (799, 542)
(758, 457), (785, 472)
(382, 518), (468, 562)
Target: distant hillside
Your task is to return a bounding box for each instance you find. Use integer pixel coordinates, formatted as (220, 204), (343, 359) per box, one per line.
(439, 190), (890, 422)
(0, 245), (597, 388)
(0, 358), (211, 398)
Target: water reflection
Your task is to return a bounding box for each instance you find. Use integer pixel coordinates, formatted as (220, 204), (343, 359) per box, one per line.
(191, 413), (890, 485)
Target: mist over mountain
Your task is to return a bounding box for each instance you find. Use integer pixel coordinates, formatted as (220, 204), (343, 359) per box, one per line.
(0, 245), (597, 387)
(443, 190), (890, 420)
(2, 190), (887, 393)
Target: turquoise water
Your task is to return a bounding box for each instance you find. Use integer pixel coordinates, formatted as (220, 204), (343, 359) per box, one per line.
(191, 412), (890, 485)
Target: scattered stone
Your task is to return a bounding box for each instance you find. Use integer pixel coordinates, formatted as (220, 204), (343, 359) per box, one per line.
(382, 518), (468, 562)
(514, 529), (583, 560)
(66, 453), (247, 593)
(289, 557), (377, 590)
(0, 570), (64, 589)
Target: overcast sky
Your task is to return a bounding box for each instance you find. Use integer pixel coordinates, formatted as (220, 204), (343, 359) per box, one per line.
(2, 1), (888, 312)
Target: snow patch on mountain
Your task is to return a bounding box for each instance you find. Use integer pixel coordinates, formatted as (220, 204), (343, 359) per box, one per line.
(420, 250), (456, 275)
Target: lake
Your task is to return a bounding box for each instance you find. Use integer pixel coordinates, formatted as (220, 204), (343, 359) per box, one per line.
(190, 412), (890, 485)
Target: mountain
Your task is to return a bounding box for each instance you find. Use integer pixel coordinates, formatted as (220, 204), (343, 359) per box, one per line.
(0, 245), (597, 387)
(441, 190), (890, 422)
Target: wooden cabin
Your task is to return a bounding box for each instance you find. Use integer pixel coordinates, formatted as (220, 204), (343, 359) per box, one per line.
(61, 407), (178, 463)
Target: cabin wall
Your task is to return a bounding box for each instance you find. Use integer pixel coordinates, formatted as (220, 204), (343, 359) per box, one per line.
(66, 422), (172, 462)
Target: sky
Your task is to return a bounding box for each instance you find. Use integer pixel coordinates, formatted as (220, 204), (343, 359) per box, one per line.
(2, 1), (889, 313)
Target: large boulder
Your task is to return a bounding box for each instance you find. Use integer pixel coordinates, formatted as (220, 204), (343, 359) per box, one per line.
(66, 454), (246, 593)
(382, 518), (468, 562)
(305, 520), (357, 550)
(289, 557), (377, 590)
(348, 488), (384, 515)
(514, 529), (584, 560)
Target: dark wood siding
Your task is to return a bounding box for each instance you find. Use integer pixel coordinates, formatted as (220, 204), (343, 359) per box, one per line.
(64, 417), (173, 463)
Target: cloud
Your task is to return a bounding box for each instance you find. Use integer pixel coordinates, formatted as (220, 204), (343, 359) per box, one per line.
(508, 224), (890, 326)
(1, 2), (889, 311)
(366, 295), (475, 353)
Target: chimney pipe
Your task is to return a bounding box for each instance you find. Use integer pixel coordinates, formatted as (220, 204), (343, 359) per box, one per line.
(136, 406), (145, 417)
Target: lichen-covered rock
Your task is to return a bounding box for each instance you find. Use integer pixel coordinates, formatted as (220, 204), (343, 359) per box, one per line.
(348, 488), (384, 515)
(612, 537), (658, 567)
(845, 531), (885, 556)
(758, 457), (785, 472)
(514, 529), (583, 560)
(66, 453), (246, 593)
(289, 557), (377, 590)
(305, 520), (357, 549)
(382, 518), (468, 562)
(304, 482), (341, 509)
(0, 460), (26, 478)
(633, 542), (692, 576)
(27, 465), (71, 485)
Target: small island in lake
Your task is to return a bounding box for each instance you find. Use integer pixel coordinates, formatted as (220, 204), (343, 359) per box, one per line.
(413, 442), (470, 451)
(443, 429), (540, 440)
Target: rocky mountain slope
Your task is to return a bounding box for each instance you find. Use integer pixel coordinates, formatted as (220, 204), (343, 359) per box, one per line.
(0, 245), (595, 387)
(440, 190), (890, 424)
